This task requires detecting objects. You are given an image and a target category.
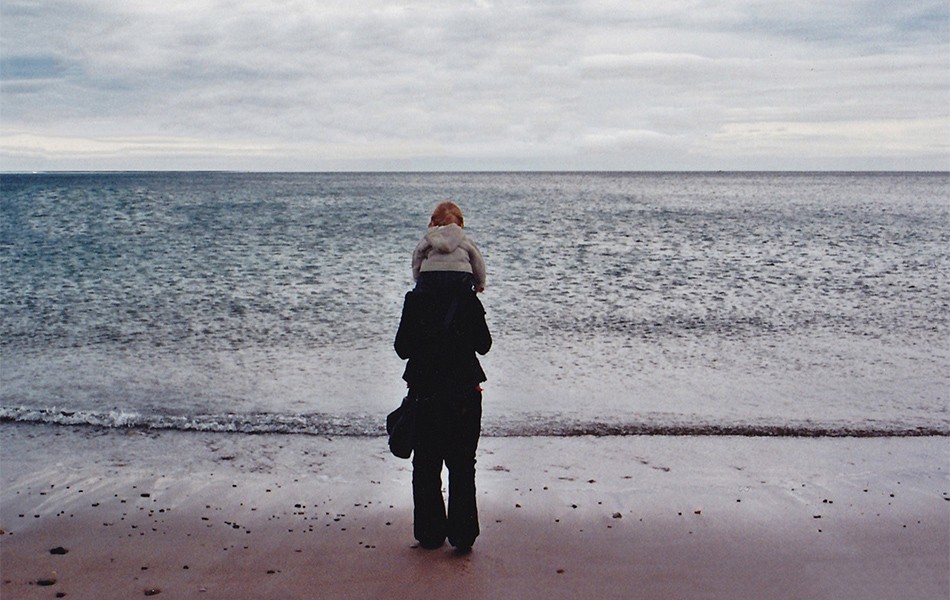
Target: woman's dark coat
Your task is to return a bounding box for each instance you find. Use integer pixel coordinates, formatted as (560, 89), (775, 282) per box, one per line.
(394, 288), (492, 394)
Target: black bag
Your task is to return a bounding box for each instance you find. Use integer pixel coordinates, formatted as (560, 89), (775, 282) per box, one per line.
(386, 395), (417, 459)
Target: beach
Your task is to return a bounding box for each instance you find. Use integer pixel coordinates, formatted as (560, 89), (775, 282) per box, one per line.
(1, 424), (946, 599)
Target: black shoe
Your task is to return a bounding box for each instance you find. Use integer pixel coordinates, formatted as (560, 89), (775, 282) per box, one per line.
(418, 538), (445, 550)
(453, 545), (472, 555)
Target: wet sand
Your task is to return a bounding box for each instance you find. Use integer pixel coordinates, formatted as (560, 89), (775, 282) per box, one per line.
(1, 425), (947, 599)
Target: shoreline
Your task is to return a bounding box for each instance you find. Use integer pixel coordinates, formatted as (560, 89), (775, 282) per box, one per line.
(3, 411), (948, 438)
(1, 424), (947, 599)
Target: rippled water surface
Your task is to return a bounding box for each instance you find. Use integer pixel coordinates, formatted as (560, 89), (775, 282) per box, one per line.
(1, 172), (947, 435)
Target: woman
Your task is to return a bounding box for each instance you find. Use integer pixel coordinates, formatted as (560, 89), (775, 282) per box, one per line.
(394, 275), (492, 552)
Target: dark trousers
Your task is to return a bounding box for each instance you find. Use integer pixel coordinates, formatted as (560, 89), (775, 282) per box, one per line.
(411, 387), (482, 549)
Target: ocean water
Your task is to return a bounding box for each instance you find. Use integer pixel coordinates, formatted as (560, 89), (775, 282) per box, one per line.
(1, 172), (947, 436)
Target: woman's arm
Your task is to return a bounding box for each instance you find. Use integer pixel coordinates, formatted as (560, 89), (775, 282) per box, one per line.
(468, 295), (492, 355)
(394, 292), (420, 360)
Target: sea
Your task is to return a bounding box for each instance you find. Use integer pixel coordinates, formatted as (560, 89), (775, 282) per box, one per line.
(1, 172), (948, 437)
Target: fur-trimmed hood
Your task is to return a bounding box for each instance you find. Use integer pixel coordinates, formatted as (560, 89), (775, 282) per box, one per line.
(424, 224), (467, 253)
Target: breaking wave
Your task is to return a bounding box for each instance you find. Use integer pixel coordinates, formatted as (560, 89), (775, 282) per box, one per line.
(2, 406), (946, 438)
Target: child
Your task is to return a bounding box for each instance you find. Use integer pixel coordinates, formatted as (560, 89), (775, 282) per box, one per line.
(412, 201), (486, 293)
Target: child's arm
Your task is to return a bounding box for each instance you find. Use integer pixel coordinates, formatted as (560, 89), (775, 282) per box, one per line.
(466, 241), (487, 293)
(411, 238), (429, 282)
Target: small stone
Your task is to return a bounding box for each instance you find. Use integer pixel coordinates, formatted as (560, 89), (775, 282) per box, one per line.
(50, 547), (68, 555)
(36, 578), (57, 586)
(143, 588), (161, 596)
(612, 512), (622, 519)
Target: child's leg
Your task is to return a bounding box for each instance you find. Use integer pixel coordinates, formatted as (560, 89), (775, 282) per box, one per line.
(416, 271), (476, 292)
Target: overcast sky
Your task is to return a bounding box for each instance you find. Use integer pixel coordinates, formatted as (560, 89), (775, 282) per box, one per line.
(1, 0), (947, 171)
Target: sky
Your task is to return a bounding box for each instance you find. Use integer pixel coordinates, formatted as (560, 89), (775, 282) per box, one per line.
(1, 0), (948, 171)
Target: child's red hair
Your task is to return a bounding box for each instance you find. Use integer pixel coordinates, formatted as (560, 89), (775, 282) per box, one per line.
(429, 201), (464, 227)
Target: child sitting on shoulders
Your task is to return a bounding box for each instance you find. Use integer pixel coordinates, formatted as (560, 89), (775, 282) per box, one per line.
(412, 201), (486, 294)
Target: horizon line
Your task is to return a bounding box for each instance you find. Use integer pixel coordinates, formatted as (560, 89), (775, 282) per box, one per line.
(3, 169), (949, 175)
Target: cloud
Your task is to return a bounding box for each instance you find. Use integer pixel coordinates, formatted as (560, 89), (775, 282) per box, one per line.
(580, 128), (683, 151)
(0, 132), (273, 157)
(0, 54), (70, 81)
(0, 0), (946, 170)
(0, 131), (454, 165)
(700, 118), (950, 157)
